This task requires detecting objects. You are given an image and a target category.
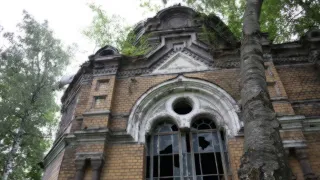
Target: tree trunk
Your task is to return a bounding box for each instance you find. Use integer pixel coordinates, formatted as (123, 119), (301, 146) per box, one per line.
(238, 0), (290, 179)
(2, 120), (24, 180)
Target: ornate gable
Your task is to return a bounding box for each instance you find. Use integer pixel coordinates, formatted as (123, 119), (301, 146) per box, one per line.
(152, 51), (210, 74)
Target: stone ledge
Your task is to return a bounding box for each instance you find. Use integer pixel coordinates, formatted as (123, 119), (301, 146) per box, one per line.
(283, 140), (307, 149)
(83, 110), (110, 116)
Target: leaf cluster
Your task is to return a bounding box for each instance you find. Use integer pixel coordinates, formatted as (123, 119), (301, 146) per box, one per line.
(83, 3), (151, 56)
(141, 0), (320, 43)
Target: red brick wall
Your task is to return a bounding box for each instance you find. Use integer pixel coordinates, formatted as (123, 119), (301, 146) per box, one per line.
(277, 65), (320, 101)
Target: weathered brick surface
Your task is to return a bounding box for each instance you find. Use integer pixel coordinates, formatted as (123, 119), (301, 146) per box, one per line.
(74, 84), (91, 117)
(86, 76), (116, 111)
(42, 150), (65, 180)
(76, 144), (105, 153)
(227, 137), (244, 180)
(272, 102), (295, 116)
(109, 118), (127, 131)
(83, 167), (92, 180)
(265, 62), (289, 99)
(185, 69), (241, 100)
(304, 132), (320, 177)
(111, 75), (176, 114)
(280, 130), (305, 141)
(82, 116), (109, 129)
(100, 144), (145, 180)
(277, 65), (320, 101)
(293, 103), (320, 117)
(289, 155), (304, 180)
(58, 147), (76, 180)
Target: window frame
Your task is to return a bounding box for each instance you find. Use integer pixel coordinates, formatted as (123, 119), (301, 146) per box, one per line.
(146, 120), (230, 180)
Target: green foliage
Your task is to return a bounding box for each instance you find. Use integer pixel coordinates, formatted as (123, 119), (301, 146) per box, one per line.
(83, 3), (151, 56)
(142, 0), (320, 43)
(0, 11), (74, 179)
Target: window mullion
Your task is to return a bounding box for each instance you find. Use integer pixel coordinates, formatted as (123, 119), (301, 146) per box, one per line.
(190, 132), (197, 180)
(150, 135), (154, 180)
(158, 135), (160, 179)
(218, 131), (228, 180)
(178, 132), (184, 179)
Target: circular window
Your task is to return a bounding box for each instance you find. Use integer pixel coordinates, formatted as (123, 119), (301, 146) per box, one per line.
(172, 97), (193, 115)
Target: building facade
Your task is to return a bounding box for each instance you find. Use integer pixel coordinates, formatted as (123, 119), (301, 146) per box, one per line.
(42, 5), (320, 180)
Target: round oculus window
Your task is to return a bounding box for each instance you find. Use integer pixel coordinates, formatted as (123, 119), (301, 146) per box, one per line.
(172, 97), (193, 115)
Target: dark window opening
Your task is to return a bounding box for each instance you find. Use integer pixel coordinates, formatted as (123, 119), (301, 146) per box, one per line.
(160, 145), (173, 154)
(153, 156), (158, 177)
(198, 136), (210, 150)
(171, 124), (178, 131)
(146, 156), (150, 178)
(216, 153), (224, 174)
(160, 156), (173, 177)
(220, 131), (225, 141)
(201, 153), (217, 174)
(100, 49), (114, 56)
(194, 154), (201, 175)
(186, 134), (191, 152)
(311, 31), (320, 38)
(173, 98), (193, 115)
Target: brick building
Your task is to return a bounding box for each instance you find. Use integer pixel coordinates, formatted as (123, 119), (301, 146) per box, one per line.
(42, 5), (320, 180)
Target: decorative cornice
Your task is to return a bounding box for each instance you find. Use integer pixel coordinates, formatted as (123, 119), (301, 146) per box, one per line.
(43, 134), (75, 168)
(278, 115), (320, 131)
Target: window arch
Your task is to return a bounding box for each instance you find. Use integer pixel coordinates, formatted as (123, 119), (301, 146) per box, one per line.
(146, 119), (230, 180)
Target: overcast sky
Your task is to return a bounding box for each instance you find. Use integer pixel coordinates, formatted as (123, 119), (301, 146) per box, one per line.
(0, 0), (160, 75)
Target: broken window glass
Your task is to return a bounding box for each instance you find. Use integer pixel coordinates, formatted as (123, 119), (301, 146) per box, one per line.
(197, 133), (214, 152)
(146, 119), (229, 180)
(159, 135), (173, 154)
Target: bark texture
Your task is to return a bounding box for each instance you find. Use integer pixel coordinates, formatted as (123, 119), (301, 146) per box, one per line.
(238, 0), (290, 179)
(2, 120), (25, 180)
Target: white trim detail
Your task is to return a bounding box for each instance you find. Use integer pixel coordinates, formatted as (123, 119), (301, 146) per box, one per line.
(152, 52), (210, 75)
(127, 76), (241, 143)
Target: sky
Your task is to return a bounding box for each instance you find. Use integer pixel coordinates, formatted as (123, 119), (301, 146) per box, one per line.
(0, 0), (158, 75)
(0, 0), (164, 108)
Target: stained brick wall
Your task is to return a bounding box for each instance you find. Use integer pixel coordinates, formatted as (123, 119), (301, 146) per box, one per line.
(58, 147), (76, 180)
(100, 144), (145, 180)
(293, 103), (320, 117)
(305, 132), (320, 177)
(277, 64), (320, 101)
(111, 75), (176, 114)
(227, 137), (244, 180)
(42, 150), (64, 180)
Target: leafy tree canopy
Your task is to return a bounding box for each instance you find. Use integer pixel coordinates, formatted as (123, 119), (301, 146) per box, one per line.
(0, 11), (74, 180)
(140, 0), (320, 43)
(83, 3), (151, 56)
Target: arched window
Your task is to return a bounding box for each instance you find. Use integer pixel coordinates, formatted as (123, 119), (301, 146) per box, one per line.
(146, 122), (180, 179)
(146, 119), (230, 180)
